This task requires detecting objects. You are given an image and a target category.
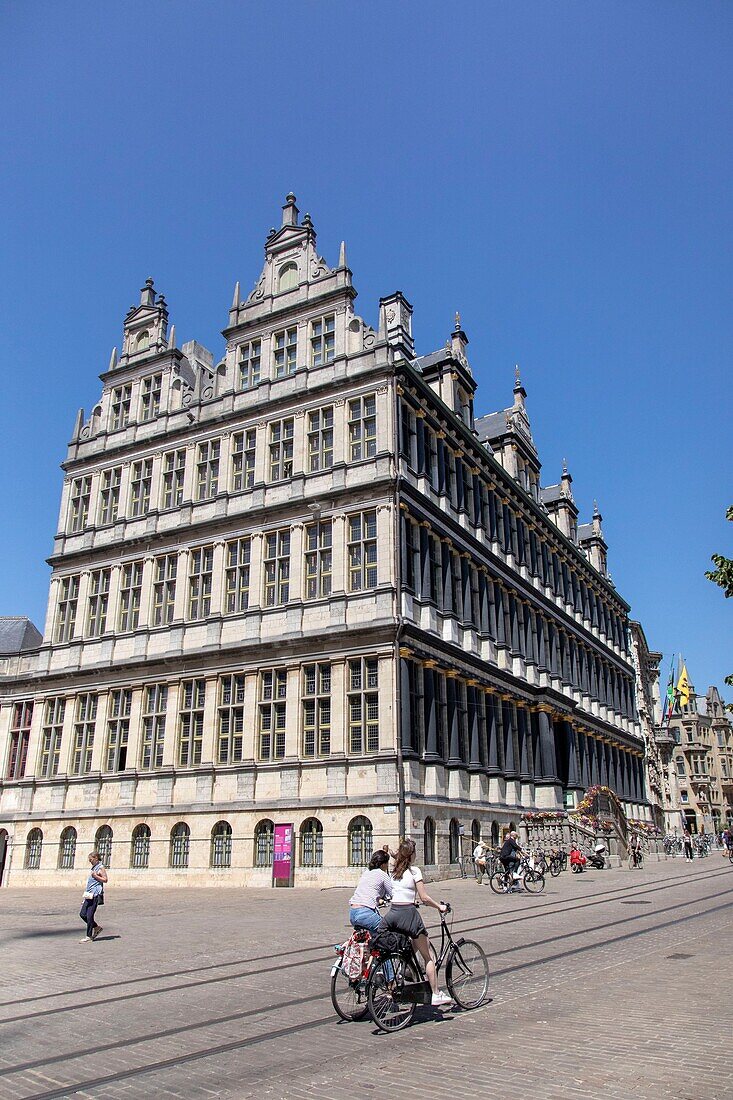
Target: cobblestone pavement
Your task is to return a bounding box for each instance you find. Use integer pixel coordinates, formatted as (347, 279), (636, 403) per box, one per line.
(0, 855), (732, 1100)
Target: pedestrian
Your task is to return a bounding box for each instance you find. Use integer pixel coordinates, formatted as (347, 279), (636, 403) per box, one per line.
(682, 828), (694, 862)
(472, 838), (488, 884)
(79, 850), (107, 943)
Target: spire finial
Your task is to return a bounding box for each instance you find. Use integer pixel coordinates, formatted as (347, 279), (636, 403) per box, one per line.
(140, 277), (156, 307)
(562, 457), (568, 476)
(231, 280), (240, 310)
(338, 240), (347, 268)
(593, 498), (599, 516)
(514, 364), (521, 387)
(282, 192), (299, 227)
(168, 324), (176, 349)
(108, 346), (118, 371)
(454, 311), (461, 331)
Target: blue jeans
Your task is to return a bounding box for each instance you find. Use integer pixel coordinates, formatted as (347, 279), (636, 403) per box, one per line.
(349, 906), (383, 933)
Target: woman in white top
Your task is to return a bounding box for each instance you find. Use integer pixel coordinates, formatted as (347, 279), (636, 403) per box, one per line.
(383, 838), (452, 1007)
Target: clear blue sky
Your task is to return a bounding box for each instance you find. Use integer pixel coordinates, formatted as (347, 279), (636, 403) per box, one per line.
(1, 3), (731, 699)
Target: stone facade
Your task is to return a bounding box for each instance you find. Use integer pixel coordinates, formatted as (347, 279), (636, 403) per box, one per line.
(0, 195), (648, 887)
(667, 682), (733, 834)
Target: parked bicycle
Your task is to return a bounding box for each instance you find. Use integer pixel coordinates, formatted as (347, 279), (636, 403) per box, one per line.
(489, 855), (545, 894)
(533, 849), (563, 878)
(367, 903), (489, 1032)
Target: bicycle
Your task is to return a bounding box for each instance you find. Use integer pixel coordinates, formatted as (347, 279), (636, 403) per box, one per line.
(533, 850), (563, 878)
(367, 904), (489, 1033)
(489, 856), (545, 894)
(630, 847), (644, 870)
(330, 927), (375, 1021)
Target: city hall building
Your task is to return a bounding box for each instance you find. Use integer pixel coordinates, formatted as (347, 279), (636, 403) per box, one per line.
(0, 195), (648, 887)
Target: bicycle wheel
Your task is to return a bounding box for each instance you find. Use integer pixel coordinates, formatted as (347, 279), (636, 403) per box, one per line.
(550, 861), (561, 878)
(367, 955), (418, 1033)
(523, 869), (545, 894)
(446, 939), (489, 1009)
(489, 870), (507, 894)
(330, 964), (370, 1021)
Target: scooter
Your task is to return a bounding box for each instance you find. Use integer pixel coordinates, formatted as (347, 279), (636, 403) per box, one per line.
(570, 845), (587, 873)
(586, 842), (607, 870)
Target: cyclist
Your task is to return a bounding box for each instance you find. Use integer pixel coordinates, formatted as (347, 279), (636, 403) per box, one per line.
(348, 849), (392, 933)
(499, 830), (524, 891)
(723, 828), (733, 856)
(383, 838), (452, 1008)
(629, 833), (643, 867)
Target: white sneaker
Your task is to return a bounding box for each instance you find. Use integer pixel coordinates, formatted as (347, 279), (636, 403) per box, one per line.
(431, 990), (452, 1007)
(79, 937), (92, 943)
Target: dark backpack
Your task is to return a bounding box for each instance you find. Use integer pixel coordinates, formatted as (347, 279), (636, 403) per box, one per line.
(371, 929), (409, 955)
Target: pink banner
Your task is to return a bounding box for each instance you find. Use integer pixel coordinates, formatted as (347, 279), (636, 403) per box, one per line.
(273, 823), (294, 884)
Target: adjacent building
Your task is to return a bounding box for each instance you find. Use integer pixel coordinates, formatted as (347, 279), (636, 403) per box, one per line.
(667, 680), (733, 834)
(0, 195), (649, 886)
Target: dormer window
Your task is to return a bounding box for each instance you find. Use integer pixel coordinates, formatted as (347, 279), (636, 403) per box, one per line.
(278, 263), (298, 293)
(135, 330), (150, 352)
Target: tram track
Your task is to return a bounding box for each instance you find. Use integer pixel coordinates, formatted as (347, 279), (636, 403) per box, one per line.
(0, 860), (726, 1014)
(3, 869), (731, 1097)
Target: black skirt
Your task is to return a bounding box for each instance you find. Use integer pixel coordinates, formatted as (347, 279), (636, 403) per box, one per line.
(383, 904), (427, 939)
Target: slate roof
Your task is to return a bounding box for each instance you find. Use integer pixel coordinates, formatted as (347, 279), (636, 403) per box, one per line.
(577, 523), (594, 542)
(474, 410), (509, 442)
(0, 617), (43, 654)
(413, 349), (446, 372)
(539, 484), (563, 505)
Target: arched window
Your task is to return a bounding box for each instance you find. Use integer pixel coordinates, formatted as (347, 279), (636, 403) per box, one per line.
(210, 821), (232, 869)
(25, 828), (43, 870)
(278, 262), (298, 292)
(300, 818), (323, 868)
(95, 825), (113, 868)
(58, 826), (77, 870)
(348, 816), (373, 867)
(472, 819), (481, 847)
(491, 821), (499, 847)
(423, 817), (436, 866)
(135, 330), (150, 351)
(254, 819), (274, 867)
(449, 818), (461, 864)
(169, 822), (190, 869)
(131, 823), (151, 869)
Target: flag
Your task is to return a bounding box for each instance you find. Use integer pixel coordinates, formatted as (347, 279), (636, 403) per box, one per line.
(664, 669), (675, 721)
(676, 663), (691, 708)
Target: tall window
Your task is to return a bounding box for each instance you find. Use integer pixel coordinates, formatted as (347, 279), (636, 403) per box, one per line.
(140, 373), (162, 421)
(231, 429), (256, 492)
(310, 315), (335, 366)
(152, 553), (177, 626)
(98, 467), (122, 524)
(211, 821), (232, 868)
(68, 476), (92, 533)
(169, 822), (190, 869)
(300, 818), (324, 867)
(140, 684), (167, 769)
(118, 561), (143, 631)
(268, 419), (294, 481)
(86, 568), (111, 637)
(106, 689), (132, 771)
(25, 828), (43, 870)
(264, 530), (290, 606)
(254, 819), (274, 867)
(217, 674), (245, 763)
(58, 826), (77, 870)
(348, 816), (373, 867)
(70, 693), (97, 775)
(225, 538), (251, 614)
(424, 817), (436, 865)
(131, 824), (151, 869)
(307, 407), (334, 471)
(304, 520), (332, 599)
(130, 459), (153, 517)
(196, 439), (220, 500)
(273, 326), (297, 377)
(449, 819), (461, 863)
(348, 394), (376, 460)
(348, 658), (379, 753)
(55, 575), (80, 642)
(178, 680), (205, 766)
(95, 825), (113, 867)
(40, 698), (65, 778)
(278, 262), (298, 292)
(238, 340), (261, 388)
(259, 670), (287, 760)
(110, 384), (131, 431)
(348, 510), (378, 591)
(161, 449), (186, 509)
(302, 663), (331, 757)
(188, 546), (214, 620)
(7, 702), (32, 779)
